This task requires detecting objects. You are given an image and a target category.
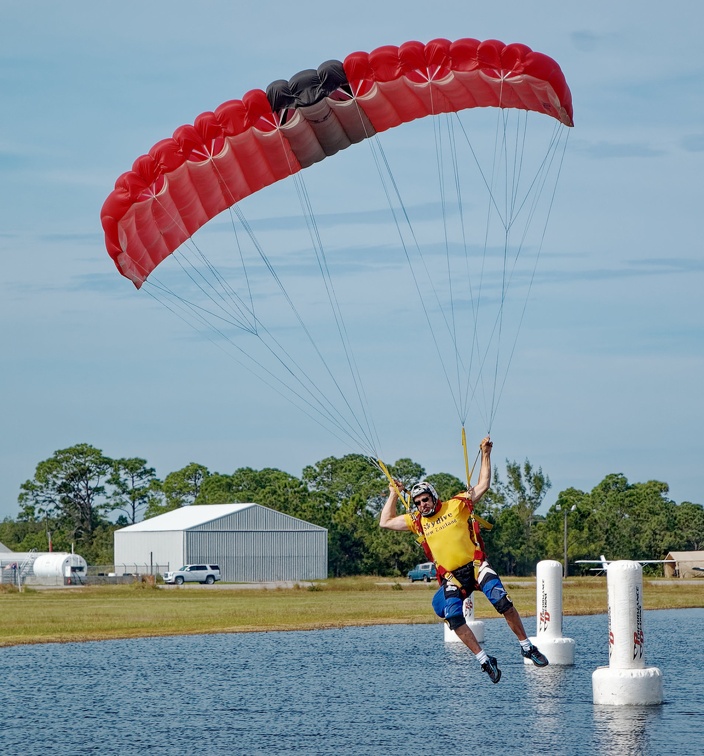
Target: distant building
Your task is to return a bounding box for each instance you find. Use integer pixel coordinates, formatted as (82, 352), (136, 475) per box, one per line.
(0, 546), (88, 586)
(663, 551), (704, 578)
(114, 503), (328, 582)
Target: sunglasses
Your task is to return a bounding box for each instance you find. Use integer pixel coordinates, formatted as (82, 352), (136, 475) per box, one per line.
(415, 495), (433, 504)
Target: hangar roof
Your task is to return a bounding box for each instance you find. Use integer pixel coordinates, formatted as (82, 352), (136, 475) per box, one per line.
(117, 503), (327, 533)
(119, 503), (255, 532)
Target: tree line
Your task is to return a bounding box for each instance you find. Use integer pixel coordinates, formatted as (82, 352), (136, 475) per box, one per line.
(1, 443), (702, 574)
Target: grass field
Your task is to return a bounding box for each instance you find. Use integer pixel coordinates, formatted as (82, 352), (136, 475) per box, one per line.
(1, 577), (701, 648)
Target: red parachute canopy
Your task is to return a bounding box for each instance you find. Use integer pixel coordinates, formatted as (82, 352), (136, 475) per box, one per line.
(101, 38), (573, 288)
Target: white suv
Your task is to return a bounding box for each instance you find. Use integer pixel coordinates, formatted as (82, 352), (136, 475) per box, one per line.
(163, 564), (221, 585)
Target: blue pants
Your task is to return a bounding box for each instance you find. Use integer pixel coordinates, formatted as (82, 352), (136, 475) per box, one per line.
(432, 560), (513, 628)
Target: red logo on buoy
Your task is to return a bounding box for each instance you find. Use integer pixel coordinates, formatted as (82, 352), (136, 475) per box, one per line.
(539, 583), (550, 632)
(633, 629), (644, 660)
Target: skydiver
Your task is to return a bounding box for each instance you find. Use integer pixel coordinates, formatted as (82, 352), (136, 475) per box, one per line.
(379, 436), (548, 683)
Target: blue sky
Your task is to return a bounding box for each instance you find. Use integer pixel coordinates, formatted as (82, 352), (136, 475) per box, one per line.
(1, 0), (702, 521)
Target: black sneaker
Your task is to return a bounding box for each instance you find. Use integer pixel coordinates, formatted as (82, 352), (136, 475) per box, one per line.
(521, 644), (549, 667)
(481, 656), (502, 684)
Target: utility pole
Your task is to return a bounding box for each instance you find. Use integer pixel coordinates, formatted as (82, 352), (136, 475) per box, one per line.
(556, 503), (576, 578)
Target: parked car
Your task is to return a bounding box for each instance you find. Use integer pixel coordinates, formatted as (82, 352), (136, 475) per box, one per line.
(163, 564), (221, 585)
(407, 562), (437, 583)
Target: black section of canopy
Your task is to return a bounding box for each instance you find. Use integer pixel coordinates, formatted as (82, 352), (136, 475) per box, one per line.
(266, 60), (351, 119)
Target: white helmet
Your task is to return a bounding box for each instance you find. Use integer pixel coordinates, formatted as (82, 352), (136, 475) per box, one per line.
(411, 481), (440, 517)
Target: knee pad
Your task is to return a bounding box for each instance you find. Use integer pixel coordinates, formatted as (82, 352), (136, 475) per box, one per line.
(432, 584), (465, 627)
(494, 594), (514, 615)
(477, 562), (512, 614)
(447, 613), (467, 631)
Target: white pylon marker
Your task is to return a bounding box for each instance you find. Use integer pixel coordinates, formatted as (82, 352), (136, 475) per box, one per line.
(525, 559), (575, 665)
(444, 594), (486, 643)
(592, 560), (663, 705)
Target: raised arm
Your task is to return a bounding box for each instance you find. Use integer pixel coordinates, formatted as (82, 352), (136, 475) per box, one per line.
(469, 436), (493, 503)
(379, 482), (411, 531)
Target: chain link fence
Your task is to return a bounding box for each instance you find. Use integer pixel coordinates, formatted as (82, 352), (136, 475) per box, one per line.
(85, 564), (170, 585)
(2, 562), (172, 588)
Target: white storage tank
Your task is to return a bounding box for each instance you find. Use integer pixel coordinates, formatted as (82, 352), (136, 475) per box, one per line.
(32, 553), (88, 581)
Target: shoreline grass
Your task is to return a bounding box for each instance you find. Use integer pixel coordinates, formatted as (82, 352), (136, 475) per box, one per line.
(1, 577), (701, 648)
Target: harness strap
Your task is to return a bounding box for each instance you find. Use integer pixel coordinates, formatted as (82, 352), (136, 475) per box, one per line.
(452, 494), (492, 562)
(474, 513), (493, 530)
(412, 503), (486, 588)
(443, 560), (483, 593)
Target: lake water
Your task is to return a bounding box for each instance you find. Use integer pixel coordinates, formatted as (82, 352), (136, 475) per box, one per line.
(1, 609), (702, 755)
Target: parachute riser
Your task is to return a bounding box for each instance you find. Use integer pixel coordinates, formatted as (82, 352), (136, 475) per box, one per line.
(373, 457), (412, 512)
(461, 426), (493, 537)
(461, 425), (480, 492)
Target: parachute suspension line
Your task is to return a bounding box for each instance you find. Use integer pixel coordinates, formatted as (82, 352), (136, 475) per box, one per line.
(434, 114), (483, 427)
(128, 177), (263, 335)
(349, 100), (468, 421)
(190, 154), (272, 334)
(487, 125), (570, 430)
(487, 115), (571, 429)
(273, 153), (381, 461)
(143, 278), (351, 444)
(115, 193), (258, 335)
(144, 272), (259, 334)
(438, 112), (499, 428)
(432, 110), (465, 421)
(357, 90), (492, 480)
(289, 169), (382, 457)
(503, 115), (564, 238)
(144, 272), (382, 457)
(176, 233), (258, 334)
(487, 106), (514, 430)
(230, 202), (380, 457)
(161, 217), (379, 455)
(464, 82), (518, 432)
(447, 115), (479, 425)
(438, 113), (503, 434)
(350, 97), (542, 434)
(471, 115), (570, 431)
(508, 109), (529, 227)
(421, 83), (480, 428)
(372, 133), (465, 420)
(158, 155), (348, 445)
(170, 245), (257, 333)
(201, 147), (382, 459)
(133, 164), (382, 458)
(428, 83), (464, 407)
(448, 107), (569, 434)
(472, 103), (511, 431)
(226, 213), (258, 332)
(140, 280), (372, 454)
(444, 106), (504, 434)
(486, 108), (530, 428)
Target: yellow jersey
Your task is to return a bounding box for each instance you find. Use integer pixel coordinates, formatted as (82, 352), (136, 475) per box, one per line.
(404, 496), (478, 572)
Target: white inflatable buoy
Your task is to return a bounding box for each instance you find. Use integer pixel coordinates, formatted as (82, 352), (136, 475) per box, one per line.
(592, 561), (663, 705)
(525, 559), (575, 665)
(444, 595), (485, 644)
